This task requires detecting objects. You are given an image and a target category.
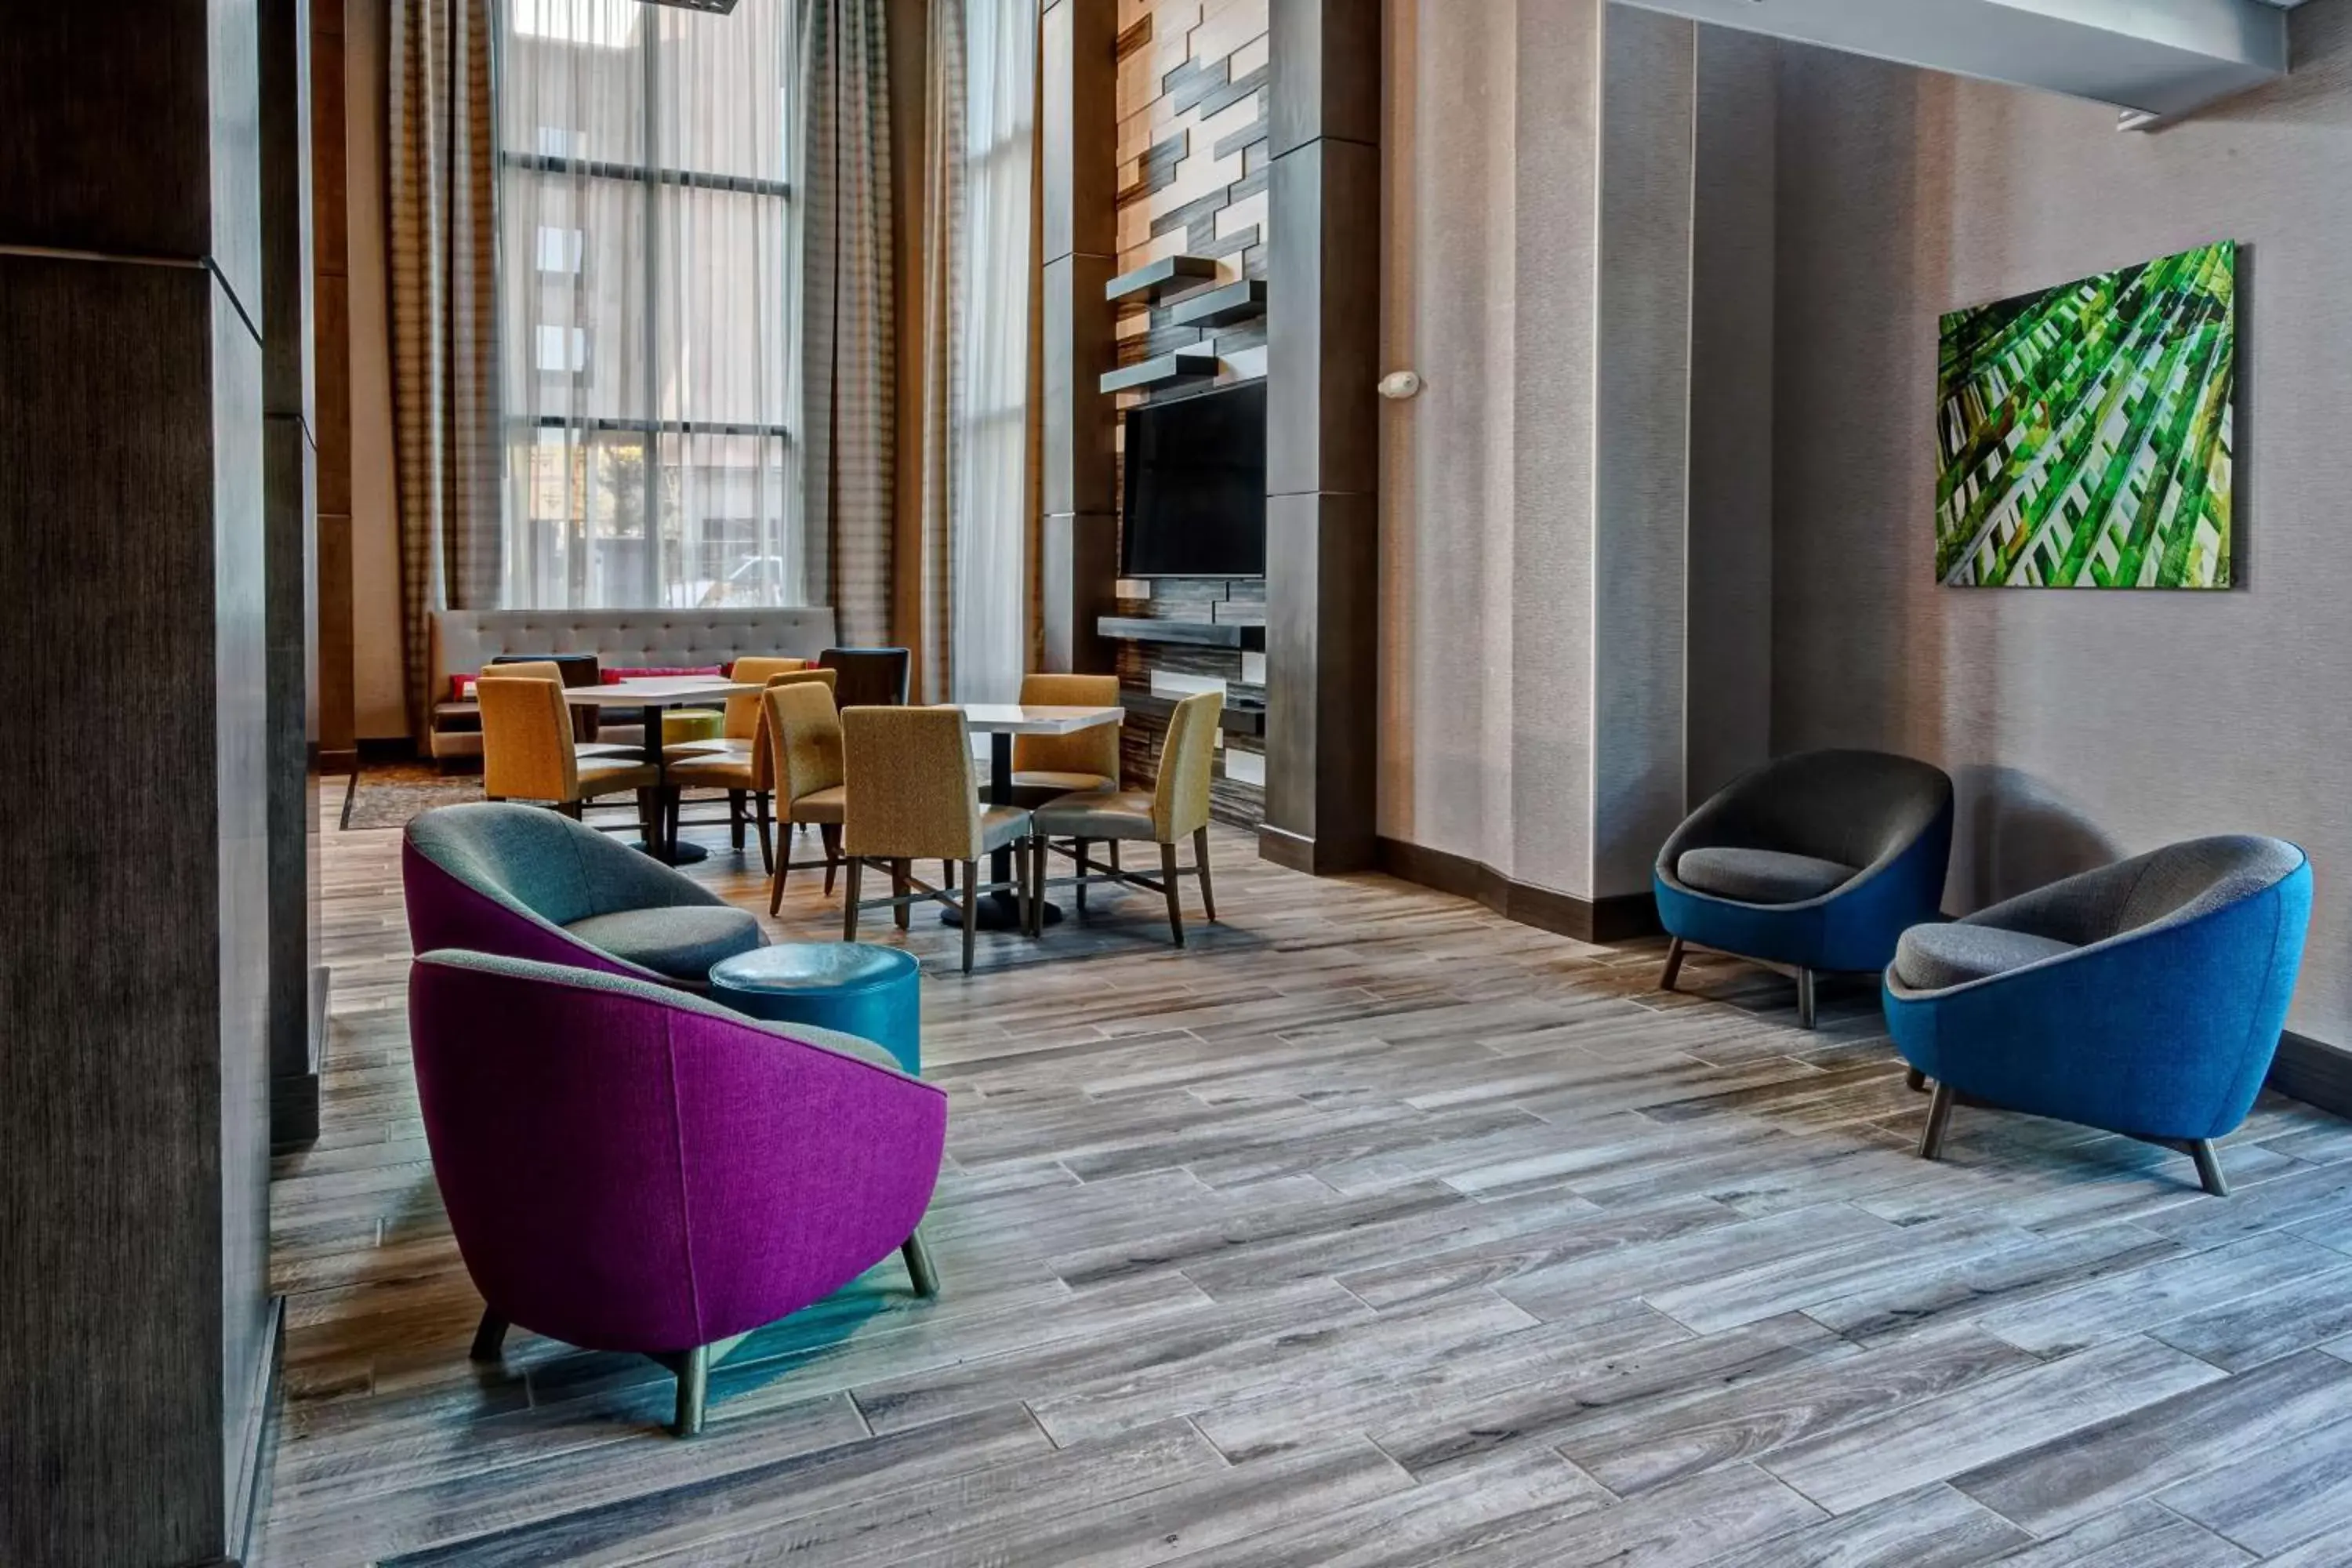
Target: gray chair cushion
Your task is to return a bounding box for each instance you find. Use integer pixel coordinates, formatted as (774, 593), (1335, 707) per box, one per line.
(1893, 923), (2078, 991)
(563, 906), (764, 982)
(1032, 789), (1155, 840)
(1676, 846), (1857, 905)
(1958, 835), (2307, 949)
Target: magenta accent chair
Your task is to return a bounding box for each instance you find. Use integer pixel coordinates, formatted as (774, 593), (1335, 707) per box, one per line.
(408, 949), (949, 1435)
(403, 801), (764, 987)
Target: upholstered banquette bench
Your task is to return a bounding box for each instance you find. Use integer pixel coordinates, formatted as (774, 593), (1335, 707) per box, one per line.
(427, 607), (838, 762)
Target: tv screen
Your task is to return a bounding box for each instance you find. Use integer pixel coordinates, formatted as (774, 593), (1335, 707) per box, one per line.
(1122, 381), (1266, 577)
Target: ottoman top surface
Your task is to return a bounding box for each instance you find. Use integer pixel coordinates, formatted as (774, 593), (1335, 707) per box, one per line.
(709, 941), (919, 994)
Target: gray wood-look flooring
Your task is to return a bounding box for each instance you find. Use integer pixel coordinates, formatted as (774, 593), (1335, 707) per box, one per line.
(256, 808), (2352, 1566)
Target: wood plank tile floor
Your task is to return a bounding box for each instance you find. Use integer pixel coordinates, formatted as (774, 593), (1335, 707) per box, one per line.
(256, 808), (2352, 1566)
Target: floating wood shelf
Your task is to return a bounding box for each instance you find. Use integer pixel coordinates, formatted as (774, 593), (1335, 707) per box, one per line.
(1097, 615), (1265, 652)
(1167, 279), (1266, 330)
(1100, 351), (1219, 396)
(1125, 690), (1266, 736)
(1105, 254), (1219, 305)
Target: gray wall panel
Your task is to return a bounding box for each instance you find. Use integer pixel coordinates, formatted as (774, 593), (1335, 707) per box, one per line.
(1770, 2), (2352, 1041)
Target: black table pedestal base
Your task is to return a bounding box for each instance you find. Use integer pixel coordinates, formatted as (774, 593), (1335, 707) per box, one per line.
(940, 892), (1063, 931)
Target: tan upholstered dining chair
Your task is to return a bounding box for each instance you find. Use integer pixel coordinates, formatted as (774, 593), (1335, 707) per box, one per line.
(1008, 672), (1123, 807)
(482, 659), (633, 757)
(477, 674), (662, 844)
(840, 706), (1035, 973)
(662, 666), (839, 869)
(764, 680), (851, 913)
(1029, 690), (1221, 947)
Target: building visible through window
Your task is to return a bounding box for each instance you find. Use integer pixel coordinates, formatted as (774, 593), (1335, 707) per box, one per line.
(496, 0), (799, 610)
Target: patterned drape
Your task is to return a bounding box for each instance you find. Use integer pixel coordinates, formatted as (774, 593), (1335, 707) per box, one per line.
(906, 0), (965, 701)
(800, 0), (898, 648)
(387, 0), (502, 739)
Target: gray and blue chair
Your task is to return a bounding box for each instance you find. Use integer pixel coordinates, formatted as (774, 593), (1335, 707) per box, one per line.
(1886, 835), (2311, 1196)
(1654, 750), (1955, 1027)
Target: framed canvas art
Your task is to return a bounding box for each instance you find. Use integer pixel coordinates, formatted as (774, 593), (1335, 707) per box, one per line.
(1936, 240), (2236, 588)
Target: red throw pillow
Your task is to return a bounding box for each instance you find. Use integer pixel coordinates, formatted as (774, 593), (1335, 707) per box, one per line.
(600, 665), (726, 684)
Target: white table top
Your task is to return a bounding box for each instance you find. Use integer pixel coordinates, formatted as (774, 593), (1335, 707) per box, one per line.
(562, 677), (758, 707)
(957, 703), (1124, 736)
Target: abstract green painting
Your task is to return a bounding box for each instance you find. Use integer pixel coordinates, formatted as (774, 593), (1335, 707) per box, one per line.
(1936, 239), (2236, 588)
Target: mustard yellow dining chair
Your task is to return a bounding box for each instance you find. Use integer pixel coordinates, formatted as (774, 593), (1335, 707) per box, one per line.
(477, 675), (661, 843)
(1029, 690), (1221, 947)
(480, 659), (633, 757)
(1008, 672), (1123, 805)
(761, 680), (852, 913)
(664, 667), (840, 869)
(840, 706), (1035, 973)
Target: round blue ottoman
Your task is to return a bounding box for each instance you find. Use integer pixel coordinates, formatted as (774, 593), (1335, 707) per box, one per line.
(706, 943), (922, 1074)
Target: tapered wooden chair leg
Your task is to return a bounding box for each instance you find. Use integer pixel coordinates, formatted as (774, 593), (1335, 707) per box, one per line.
(1194, 826), (1216, 921)
(673, 1345), (710, 1437)
(902, 1229), (941, 1298)
(469, 1308), (508, 1363)
(728, 789), (746, 851)
(1074, 840), (1090, 914)
(1660, 937), (1686, 992)
(1161, 840), (1185, 948)
(2190, 1138), (2230, 1197)
(1918, 1081), (1955, 1160)
(842, 858), (863, 941)
(1029, 836), (1047, 938)
(822, 823), (840, 895)
(1796, 967), (1818, 1029)
(768, 850), (789, 916)
(755, 793), (774, 873)
(1109, 841), (1121, 874)
(1905, 1066), (1927, 1093)
(892, 860), (911, 931)
(961, 860), (978, 973)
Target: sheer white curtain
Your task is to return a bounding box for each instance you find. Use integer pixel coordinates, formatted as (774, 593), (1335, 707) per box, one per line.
(496, 0), (804, 609)
(946, 0), (1034, 703)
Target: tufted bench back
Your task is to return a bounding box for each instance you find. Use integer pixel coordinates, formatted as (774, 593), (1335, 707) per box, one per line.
(434, 607), (839, 690)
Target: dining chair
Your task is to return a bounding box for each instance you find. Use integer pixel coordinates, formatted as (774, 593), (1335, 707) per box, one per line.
(818, 647), (913, 709)
(1007, 673), (1123, 808)
(663, 668), (840, 869)
(840, 706), (1034, 973)
(765, 681), (851, 915)
(477, 675), (662, 844)
(482, 659), (633, 757)
(1029, 690), (1221, 947)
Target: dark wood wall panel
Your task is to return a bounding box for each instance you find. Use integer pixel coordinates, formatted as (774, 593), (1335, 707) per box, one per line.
(1040, 0), (1122, 677)
(1259, 0), (1377, 873)
(263, 0), (325, 1149)
(0, 255), (239, 1568)
(1, 2), (281, 1555)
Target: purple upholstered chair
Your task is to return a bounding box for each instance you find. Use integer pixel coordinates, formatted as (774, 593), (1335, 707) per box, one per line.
(403, 801), (764, 987)
(408, 949), (949, 1435)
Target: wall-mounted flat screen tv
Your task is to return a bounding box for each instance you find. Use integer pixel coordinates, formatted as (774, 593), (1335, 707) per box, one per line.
(1122, 379), (1266, 577)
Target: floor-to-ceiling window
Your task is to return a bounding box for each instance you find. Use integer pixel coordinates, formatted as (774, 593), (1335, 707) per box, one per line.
(498, 0), (801, 609)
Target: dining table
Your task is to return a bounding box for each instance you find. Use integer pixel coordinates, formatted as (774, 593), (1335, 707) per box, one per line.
(952, 702), (1126, 931)
(564, 676), (760, 864)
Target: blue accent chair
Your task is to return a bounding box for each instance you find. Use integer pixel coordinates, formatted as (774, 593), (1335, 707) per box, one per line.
(1654, 750), (1955, 1027)
(1885, 836), (2312, 1196)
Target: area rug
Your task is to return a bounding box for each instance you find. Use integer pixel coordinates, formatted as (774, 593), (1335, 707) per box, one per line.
(338, 762), (739, 833)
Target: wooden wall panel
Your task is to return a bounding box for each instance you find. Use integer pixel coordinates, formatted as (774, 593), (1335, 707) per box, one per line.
(0, 256), (245, 1568)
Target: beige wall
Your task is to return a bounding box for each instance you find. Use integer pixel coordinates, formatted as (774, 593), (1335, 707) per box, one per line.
(347, 0), (405, 739)
(1770, 4), (2352, 1042)
(1378, 0), (1697, 902)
